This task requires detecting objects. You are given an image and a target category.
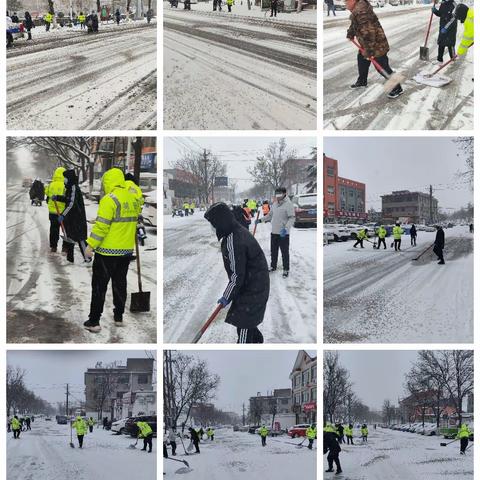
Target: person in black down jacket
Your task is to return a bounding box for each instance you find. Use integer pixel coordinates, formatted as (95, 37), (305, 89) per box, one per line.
(433, 225), (445, 264)
(61, 169), (89, 264)
(204, 202), (270, 344)
(23, 12), (35, 40)
(432, 0), (457, 63)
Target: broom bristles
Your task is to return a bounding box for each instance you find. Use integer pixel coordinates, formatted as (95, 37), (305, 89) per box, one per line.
(382, 73), (405, 93)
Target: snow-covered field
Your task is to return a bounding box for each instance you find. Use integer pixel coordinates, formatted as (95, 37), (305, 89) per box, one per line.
(325, 426), (473, 479)
(7, 185), (157, 344)
(7, 21), (156, 130)
(323, 226), (473, 343)
(323, 8), (473, 130)
(163, 212), (316, 343)
(7, 418), (156, 480)
(163, 4), (316, 130)
(164, 428), (316, 479)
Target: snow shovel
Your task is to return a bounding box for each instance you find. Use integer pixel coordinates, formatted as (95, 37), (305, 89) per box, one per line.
(128, 438), (139, 449)
(166, 457), (191, 468)
(252, 209), (261, 237)
(296, 438), (307, 448)
(178, 433), (189, 455)
(440, 438), (458, 446)
(130, 235), (150, 312)
(186, 440), (194, 453)
(53, 200), (75, 244)
(191, 304), (223, 343)
(465, 443), (474, 451)
(420, 0), (436, 60)
(69, 422), (75, 448)
(350, 38), (404, 92)
(412, 243), (434, 261)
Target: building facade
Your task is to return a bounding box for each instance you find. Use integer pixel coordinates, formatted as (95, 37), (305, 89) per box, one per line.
(290, 351), (317, 424)
(381, 190), (439, 224)
(323, 154), (366, 223)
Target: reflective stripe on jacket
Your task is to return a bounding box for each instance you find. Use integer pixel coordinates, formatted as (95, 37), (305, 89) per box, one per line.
(458, 8), (474, 55)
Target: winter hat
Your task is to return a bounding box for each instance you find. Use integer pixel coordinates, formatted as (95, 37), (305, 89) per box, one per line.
(455, 3), (468, 22)
(204, 202), (236, 240)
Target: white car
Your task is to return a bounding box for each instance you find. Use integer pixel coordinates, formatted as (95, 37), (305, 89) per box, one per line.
(369, 0), (385, 6)
(333, 0), (346, 10)
(111, 417), (130, 434)
(422, 424), (438, 436)
(143, 190), (157, 228)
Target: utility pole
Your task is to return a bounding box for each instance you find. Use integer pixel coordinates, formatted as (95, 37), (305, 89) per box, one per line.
(203, 149), (209, 205)
(66, 384), (69, 416)
(133, 137), (142, 185)
(242, 403), (245, 426)
(429, 185), (433, 224)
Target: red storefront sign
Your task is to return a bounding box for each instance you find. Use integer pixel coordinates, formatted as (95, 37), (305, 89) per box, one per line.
(303, 402), (316, 412)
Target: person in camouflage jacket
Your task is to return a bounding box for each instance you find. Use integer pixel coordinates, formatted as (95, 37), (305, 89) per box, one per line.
(345, 0), (403, 98)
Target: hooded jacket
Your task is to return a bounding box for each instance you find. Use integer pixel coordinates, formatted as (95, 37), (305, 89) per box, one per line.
(62, 169), (88, 242)
(261, 196), (295, 235)
(433, 0), (457, 47)
(45, 167), (66, 214)
(29, 179), (44, 201)
(87, 168), (139, 256)
(435, 227), (445, 249)
(205, 203), (269, 329)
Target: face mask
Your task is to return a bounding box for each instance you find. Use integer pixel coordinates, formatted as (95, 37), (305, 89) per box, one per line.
(64, 178), (68, 185)
(275, 194), (284, 200)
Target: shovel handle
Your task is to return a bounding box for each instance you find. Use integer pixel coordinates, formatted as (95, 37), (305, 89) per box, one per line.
(53, 200), (68, 237)
(424, 0), (437, 46)
(350, 38), (389, 78)
(192, 304), (223, 343)
(135, 234), (143, 292)
(252, 209), (261, 236)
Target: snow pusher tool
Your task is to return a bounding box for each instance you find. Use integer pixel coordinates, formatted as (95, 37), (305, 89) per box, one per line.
(412, 243), (434, 261)
(178, 433), (190, 455)
(252, 209), (261, 237)
(420, 0), (437, 60)
(350, 38), (404, 92)
(466, 443), (474, 451)
(128, 438), (139, 449)
(296, 438), (307, 448)
(69, 422), (75, 448)
(414, 42), (474, 87)
(130, 235), (151, 312)
(440, 438), (458, 446)
(166, 457), (191, 468)
(192, 304), (223, 343)
(53, 200), (75, 244)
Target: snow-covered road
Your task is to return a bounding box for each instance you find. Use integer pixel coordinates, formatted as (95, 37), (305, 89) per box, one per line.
(7, 419), (156, 480)
(325, 425), (473, 479)
(163, 213), (316, 343)
(323, 226), (473, 343)
(7, 185), (157, 344)
(164, 428), (316, 479)
(7, 22), (156, 130)
(323, 8), (473, 130)
(163, 6), (317, 130)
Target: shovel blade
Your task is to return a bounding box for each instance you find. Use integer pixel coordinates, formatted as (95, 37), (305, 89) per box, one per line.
(130, 291), (151, 312)
(61, 234), (76, 244)
(419, 46), (430, 61)
(69, 442), (75, 448)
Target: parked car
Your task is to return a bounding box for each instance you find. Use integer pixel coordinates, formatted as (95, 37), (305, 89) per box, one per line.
(292, 193), (317, 228)
(111, 417), (130, 435)
(287, 424), (312, 438)
(7, 16), (24, 48)
(422, 424), (438, 436)
(138, 173), (157, 194)
(248, 425), (261, 434)
(369, 0), (385, 6)
(333, 0), (346, 9)
(56, 415), (68, 425)
(143, 190), (157, 228)
(124, 415), (157, 438)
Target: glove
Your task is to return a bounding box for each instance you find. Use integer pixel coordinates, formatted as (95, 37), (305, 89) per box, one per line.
(217, 296), (230, 307)
(440, 27), (447, 34)
(255, 219), (261, 225)
(51, 195), (58, 201)
(57, 215), (64, 223)
(280, 228), (288, 238)
(431, 6), (437, 12)
(85, 245), (94, 259)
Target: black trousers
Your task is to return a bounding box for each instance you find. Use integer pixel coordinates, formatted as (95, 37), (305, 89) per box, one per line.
(228, 4), (232, 11)
(327, 5), (336, 16)
(460, 437), (468, 453)
(357, 52), (399, 87)
(142, 434), (153, 452)
(49, 213), (61, 249)
(347, 435), (354, 445)
(89, 425), (93, 433)
(411, 235), (417, 246)
(66, 240), (88, 263)
(327, 450), (341, 471)
(308, 439), (314, 449)
(78, 434), (84, 447)
(45, 22), (50, 31)
(237, 327), (264, 344)
(261, 436), (267, 446)
(353, 238), (364, 248)
(433, 245), (444, 262)
(394, 239), (401, 251)
(271, 233), (290, 270)
(438, 45), (455, 62)
(193, 439), (200, 453)
(13, 429), (20, 439)
(377, 238), (386, 249)
(163, 443), (168, 458)
(171, 440), (177, 455)
(89, 254), (131, 323)
(271, 3), (277, 16)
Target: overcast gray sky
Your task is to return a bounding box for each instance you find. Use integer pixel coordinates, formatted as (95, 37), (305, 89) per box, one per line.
(324, 137), (472, 211)
(164, 137), (316, 192)
(180, 350), (316, 415)
(7, 350), (156, 405)
(330, 351), (419, 411)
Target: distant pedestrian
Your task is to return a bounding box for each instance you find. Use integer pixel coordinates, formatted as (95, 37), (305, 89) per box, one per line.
(103, 417), (108, 429)
(393, 223), (403, 251)
(361, 424), (368, 443)
(146, 9), (153, 22)
(87, 417), (95, 433)
(184, 0), (191, 10)
(78, 11), (86, 29)
(115, 9), (121, 24)
(137, 421), (153, 453)
(433, 225), (445, 264)
(205, 202), (269, 344)
(353, 228), (368, 248)
(432, 0), (457, 63)
(29, 178), (44, 205)
(11, 416), (21, 439)
(183, 201), (190, 216)
(227, 0), (234, 12)
(259, 425), (269, 446)
(11, 12), (19, 22)
(324, 423), (342, 474)
(23, 12), (35, 40)
(469, 223), (473, 233)
(72, 416), (87, 448)
(376, 225), (387, 249)
(25, 417), (31, 430)
(44, 11), (53, 31)
(168, 429), (177, 455)
(306, 425), (316, 450)
(457, 423), (471, 454)
(345, 424), (354, 445)
(325, 0), (336, 16)
(410, 224), (417, 246)
(207, 427), (215, 441)
(336, 424), (344, 443)
(189, 427), (200, 453)
(163, 433), (169, 458)
(270, 0), (278, 17)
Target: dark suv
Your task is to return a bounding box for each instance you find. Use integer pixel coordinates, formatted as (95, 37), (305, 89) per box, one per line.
(125, 415), (157, 438)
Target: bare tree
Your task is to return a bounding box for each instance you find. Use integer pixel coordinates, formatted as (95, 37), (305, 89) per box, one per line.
(7, 366), (25, 416)
(91, 363), (119, 421)
(453, 137), (474, 190)
(323, 352), (352, 424)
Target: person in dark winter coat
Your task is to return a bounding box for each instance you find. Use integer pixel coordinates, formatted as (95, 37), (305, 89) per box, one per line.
(115, 9), (121, 25)
(11, 12), (19, 22)
(61, 170), (89, 264)
(232, 205), (251, 230)
(410, 224), (417, 246)
(346, 0), (403, 98)
(204, 203), (270, 344)
(324, 425), (342, 474)
(325, 0), (336, 17)
(23, 12), (35, 40)
(433, 225), (445, 264)
(29, 179), (44, 205)
(432, 0), (457, 63)
(271, 0), (278, 17)
(189, 427), (200, 453)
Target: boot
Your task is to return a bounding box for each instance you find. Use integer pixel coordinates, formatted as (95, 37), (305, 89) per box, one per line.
(83, 319), (101, 333)
(350, 80), (367, 88)
(269, 267), (277, 272)
(325, 469), (334, 473)
(387, 85), (404, 99)
(282, 271), (289, 278)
